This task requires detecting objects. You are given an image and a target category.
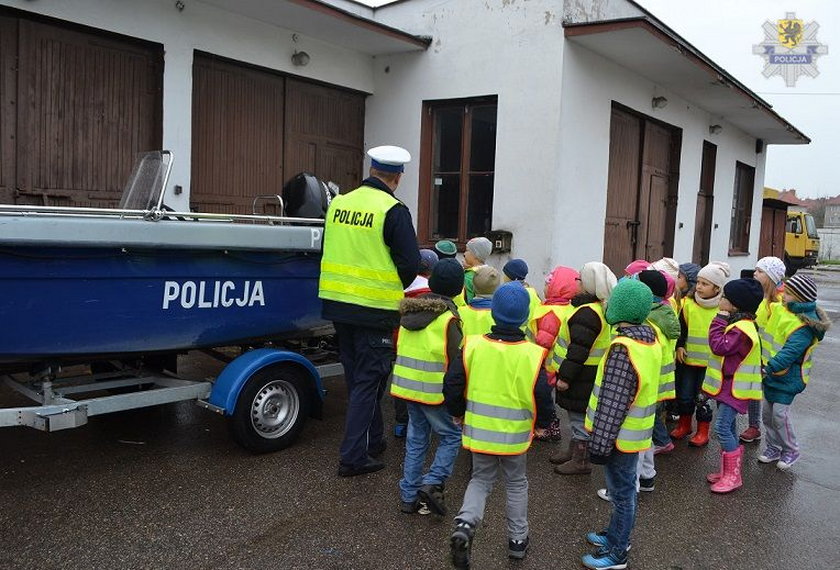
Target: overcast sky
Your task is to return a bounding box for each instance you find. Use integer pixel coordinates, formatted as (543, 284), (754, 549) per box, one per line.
(361, 0), (837, 198)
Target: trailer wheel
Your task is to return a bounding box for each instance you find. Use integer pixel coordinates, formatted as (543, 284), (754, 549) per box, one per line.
(228, 365), (311, 453)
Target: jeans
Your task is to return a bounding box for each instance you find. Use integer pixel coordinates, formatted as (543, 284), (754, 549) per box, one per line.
(399, 401), (462, 503)
(603, 450), (638, 558)
(652, 404), (670, 447)
(714, 402), (739, 452)
(457, 452), (529, 540)
(747, 399), (761, 429)
(568, 410), (590, 441)
(675, 364), (712, 421)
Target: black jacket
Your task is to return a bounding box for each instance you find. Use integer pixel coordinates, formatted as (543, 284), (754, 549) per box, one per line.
(443, 325), (554, 429)
(556, 293), (604, 413)
(322, 176), (420, 330)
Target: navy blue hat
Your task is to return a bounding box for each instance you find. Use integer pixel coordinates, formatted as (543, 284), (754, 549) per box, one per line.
(491, 282), (530, 328)
(679, 263), (701, 287)
(503, 258), (529, 281)
(723, 278), (764, 313)
(419, 249), (439, 275)
(428, 258), (464, 298)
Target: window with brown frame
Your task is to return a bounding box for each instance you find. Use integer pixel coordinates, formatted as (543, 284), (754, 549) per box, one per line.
(729, 161), (755, 254)
(418, 97), (497, 245)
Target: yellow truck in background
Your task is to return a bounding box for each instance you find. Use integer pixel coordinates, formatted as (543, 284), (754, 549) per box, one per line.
(785, 207), (820, 275)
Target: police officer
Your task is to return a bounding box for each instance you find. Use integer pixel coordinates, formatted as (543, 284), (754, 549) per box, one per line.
(319, 145), (421, 477)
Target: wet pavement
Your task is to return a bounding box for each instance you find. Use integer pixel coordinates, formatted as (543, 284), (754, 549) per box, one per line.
(1, 269), (839, 570)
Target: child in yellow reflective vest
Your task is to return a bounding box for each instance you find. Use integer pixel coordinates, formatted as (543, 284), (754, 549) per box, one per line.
(703, 278), (764, 494)
(443, 283), (553, 567)
(758, 274), (830, 470)
(672, 261), (730, 447)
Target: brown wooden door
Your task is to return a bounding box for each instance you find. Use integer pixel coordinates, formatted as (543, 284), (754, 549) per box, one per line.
(692, 141), (717, 265)
(603, 106), (680, 275)
(2, 16), (162, 207)
(190, 55), (365, 214)
(759, 205), (786, 259)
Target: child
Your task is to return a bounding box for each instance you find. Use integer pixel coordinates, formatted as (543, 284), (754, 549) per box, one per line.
(652, 257), (681, 314)
(740, 255), (786, 444)
(582, 279), (661, 570)
(391, 258), (465, 515)
(503, 258), (541, 316)
(624, 259), (652, 277)
(444, 283), (554, 567)
(393, 248), (440, 438)
(435, 239), (459, 260)
(759, 274), (830, 470)
(672, 261), (730, 447)
(462, 237), (493, 304)
(702, 278), (764, 493)
(547, 262), (617, 474)
(529, 266), (580, 366)
(460, 266), (500, 337)
(676, 262), (701, 302)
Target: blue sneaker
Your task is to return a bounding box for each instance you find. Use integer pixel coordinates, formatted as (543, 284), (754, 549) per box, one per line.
(758, 446), (782, 463)
(586, 531), (608, 548)
(581, 549), (628, 570)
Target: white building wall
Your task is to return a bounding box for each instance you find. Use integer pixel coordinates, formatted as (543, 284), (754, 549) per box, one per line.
(1, 0), (375, 210)
(817, 228), (840, 261)
(369, 0), (568, 281)
(557, 41), (764, 279)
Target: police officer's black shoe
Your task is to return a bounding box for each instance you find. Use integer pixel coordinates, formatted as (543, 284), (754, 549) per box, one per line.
(418, 483), (446, 515)
(368, 439), (387, 458)
(337, 458), (385, 477)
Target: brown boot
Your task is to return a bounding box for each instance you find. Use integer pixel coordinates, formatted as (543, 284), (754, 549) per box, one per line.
(549, 438), (573, 465)
(553, 440), (592, 475)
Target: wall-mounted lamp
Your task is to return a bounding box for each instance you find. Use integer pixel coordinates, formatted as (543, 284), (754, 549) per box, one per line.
(709, 124), (723, 135)
(175, 0), (185, 11)
(651, 96), (668, 109)
(291, 51), (310, 67)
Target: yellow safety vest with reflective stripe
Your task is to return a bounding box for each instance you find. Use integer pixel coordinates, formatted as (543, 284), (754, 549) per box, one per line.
(390, 312), (455, 404)
(461, 305), (495, 337)
(526, 304), (576, 345)
(584, 334), (661, 452)
(319, 186), (404, 311)
(702, 320), (763, 399)
(669, 296), (680, 315)
(546, 302), (610, 372)
(649, 321), (676, 401)
(525, 285), (541, 318)
(756, 296), (782, 363)
(461, 335), (547, 455)
(682, 298), (717, 366)
(763, 304), (816, 385)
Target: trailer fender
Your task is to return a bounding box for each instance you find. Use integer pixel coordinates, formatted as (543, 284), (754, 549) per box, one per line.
(208, 348), (325, 418)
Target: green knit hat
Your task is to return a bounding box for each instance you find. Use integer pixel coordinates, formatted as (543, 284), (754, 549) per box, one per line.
(605, 279), (653, 325)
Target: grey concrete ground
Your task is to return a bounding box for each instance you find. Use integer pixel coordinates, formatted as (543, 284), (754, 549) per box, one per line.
(1, 269), (839, 570)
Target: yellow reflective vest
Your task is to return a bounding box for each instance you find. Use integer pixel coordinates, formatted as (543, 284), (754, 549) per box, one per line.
(546, 302), (610, 373)
(762, 304), (817, 385)
(461, 305), (495, 337)
(390, 312), (455, 405)
(649, 321), (676, 401)
(461, 335), (547, 455)
(702, 320), (763, 400)
(585, 334), (661, 452)
(681, 297), (718, 367)
(319, 186), (404, 311)
(527, 304), (576, 345)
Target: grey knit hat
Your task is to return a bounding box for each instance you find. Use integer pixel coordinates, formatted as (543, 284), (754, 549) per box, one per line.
(465, 237), (492, 263)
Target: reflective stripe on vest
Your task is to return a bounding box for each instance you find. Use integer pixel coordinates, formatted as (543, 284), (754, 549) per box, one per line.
(584, 334), (661, 452)
(461, 335), (547, 455)
(461, 305), (495, 338)
(319, 186), (404, 311)
(702, 320), (763, 400)
(763, 304), (815, 384)
(546, 302), (610, 373)
(390, 312), (454, 404)
(650, 321), (676, 402)
(682, 298), (718, 366)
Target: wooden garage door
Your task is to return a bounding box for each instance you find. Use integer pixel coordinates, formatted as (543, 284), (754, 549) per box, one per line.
(0, 12), (163, 206)
(190, 53), (365, 214)
(603, 105), (681, 274)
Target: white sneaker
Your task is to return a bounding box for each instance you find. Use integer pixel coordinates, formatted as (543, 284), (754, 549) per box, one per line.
(596, 488), (611, 502)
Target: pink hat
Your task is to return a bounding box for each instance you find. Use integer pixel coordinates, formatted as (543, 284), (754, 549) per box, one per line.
(660, 270), (676, 300)
(624, 259), (651, 276)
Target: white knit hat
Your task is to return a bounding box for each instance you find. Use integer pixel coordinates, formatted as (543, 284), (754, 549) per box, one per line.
(465, 237), (492, 262)
(652, 257), (680, 281)
(580, 261), (618, 301)
(697, 261), (731, 289)
(755, 256), (786, 286)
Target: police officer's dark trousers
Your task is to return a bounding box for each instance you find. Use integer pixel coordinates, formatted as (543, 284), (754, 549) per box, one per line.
(334, 322), (394, 468)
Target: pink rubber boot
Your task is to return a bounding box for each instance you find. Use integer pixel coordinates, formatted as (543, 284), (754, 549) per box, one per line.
(706, 449), (724, 484)
(711, 446), (743, 494)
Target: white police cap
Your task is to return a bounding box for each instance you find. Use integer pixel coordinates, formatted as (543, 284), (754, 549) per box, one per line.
(367, 145), (411, 173)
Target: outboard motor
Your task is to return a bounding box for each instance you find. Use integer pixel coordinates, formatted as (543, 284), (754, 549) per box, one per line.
(282, 172), (338, 219)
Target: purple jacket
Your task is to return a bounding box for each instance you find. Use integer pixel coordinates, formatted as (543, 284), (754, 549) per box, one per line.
(707, 314), (754, 414)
